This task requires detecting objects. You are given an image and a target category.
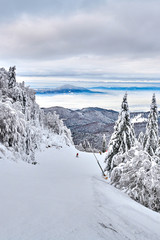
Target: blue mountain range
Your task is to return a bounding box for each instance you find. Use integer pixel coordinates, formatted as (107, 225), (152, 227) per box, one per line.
(35, 84), (103, 94)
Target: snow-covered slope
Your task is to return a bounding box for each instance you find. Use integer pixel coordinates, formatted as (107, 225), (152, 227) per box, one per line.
(43, 106), (160, 152)
(0, 67), (72, 162)
(0, 145), (160, 240)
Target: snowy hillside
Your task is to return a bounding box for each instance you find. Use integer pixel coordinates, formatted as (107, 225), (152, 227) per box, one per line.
(0, 67), (72, 162)
(43, 106), (118, 151)
(1, 67), (160, 239)
(43, 106), (160, 151)
(0, 145), (160, 240)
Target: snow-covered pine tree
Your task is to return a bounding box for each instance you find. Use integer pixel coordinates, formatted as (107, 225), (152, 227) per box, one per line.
(8, 66), (16, 88)
(102, 134), (106, 153)
(143, 94), (159, 156)
(138, 132), (144, 145)
(104, 93), (135, 172)
(81, 139), (92, 152)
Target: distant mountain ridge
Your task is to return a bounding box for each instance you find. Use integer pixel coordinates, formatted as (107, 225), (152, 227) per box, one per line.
(35, 84), (103, 94)
(43, 106), (160, 151)
(91, 86), (160, 91)
(34, 84), (160, 98)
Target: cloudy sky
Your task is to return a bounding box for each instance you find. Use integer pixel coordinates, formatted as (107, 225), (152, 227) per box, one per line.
(1, 0), (160, 79)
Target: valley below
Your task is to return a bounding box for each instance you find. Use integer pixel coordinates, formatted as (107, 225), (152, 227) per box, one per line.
(43, 106), (160, 151)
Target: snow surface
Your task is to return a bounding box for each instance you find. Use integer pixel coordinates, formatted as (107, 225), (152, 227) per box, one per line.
(0, 145), (160, 240)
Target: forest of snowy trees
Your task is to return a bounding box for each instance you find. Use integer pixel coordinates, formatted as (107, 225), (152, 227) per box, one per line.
(0, 67), (72, 162)
(1, 66), (160, 213)
(105, 93), (160, 212)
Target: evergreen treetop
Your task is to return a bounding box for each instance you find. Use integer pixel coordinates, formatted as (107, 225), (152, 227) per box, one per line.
(143, 94), (159, 156)
(104, 93), (135, 171)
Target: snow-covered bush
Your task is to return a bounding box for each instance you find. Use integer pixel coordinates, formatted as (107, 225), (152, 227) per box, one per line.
(0, 67), (72, 162)
(111, 145), (160, 212)
(0, 101), (25, 149)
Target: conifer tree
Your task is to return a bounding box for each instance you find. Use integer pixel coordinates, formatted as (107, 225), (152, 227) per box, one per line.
(138, 132), (144, 145)
(8, 66), (16, 88)
(143, 94), (159, 156)
(82, 139), (91, 151)
(104, 93), (135, 171)
(102, 134), (106, 153)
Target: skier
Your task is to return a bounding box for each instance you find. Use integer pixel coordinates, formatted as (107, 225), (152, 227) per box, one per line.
(76, 153), (79, 158)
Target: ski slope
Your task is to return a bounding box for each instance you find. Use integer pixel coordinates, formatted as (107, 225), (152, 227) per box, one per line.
(0, 145), (160, 240)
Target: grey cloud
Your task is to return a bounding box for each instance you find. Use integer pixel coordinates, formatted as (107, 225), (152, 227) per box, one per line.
(0, 0), (106, 20)
(0, 0), (160, 76)
(0, 3), (160, 61)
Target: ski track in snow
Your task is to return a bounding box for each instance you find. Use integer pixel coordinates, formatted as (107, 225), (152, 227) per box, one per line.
(0, 145), (160, 240)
